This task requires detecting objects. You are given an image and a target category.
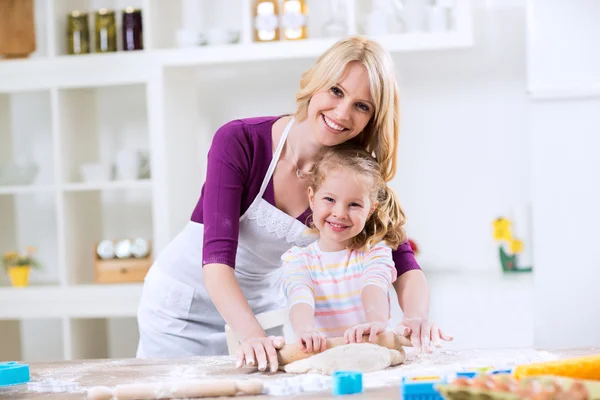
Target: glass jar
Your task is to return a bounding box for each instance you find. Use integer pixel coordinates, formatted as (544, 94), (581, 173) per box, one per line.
(94, 8), (117, 53)
(122, 7), (143, 51)
(67, 11), (90, 55)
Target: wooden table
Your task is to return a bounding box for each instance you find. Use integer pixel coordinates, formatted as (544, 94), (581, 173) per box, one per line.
(3, 348), (599, 399)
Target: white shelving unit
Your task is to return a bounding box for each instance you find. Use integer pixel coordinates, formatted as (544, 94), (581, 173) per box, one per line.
(0, 0), (474, 361)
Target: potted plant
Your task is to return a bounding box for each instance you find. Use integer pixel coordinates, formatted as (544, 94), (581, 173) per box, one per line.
(2, 247), (40, 287)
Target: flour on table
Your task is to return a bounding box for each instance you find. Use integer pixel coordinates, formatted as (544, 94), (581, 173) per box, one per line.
(284, 343), (405, 375)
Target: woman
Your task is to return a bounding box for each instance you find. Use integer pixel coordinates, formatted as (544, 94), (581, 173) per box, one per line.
(136, 36), (452, 372)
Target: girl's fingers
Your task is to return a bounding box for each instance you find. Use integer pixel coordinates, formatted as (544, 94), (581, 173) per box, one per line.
(394, 323), (411, 337)
(368, 324), (383, 343)
(355, 325), (366, 343)
(303, 335), (314, 353)
(320, 335), (328, 352)
(312, 334), (322, 352)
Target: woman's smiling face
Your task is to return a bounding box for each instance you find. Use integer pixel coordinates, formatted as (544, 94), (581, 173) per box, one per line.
(306, 61), (375, 147)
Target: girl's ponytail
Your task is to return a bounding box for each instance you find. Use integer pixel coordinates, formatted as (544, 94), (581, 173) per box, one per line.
(360, 185), (406, 250)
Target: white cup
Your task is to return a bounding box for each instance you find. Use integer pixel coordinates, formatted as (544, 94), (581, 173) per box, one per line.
(115, 149), (141, 181)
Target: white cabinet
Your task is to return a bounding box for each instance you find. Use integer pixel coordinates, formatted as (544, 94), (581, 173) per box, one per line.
(0, 0), (474, 361)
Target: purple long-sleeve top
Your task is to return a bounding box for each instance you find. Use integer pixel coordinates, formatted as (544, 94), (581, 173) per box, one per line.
(191, 116), (421, 276)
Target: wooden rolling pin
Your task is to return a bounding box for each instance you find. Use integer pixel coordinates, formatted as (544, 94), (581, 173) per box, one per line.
(277, 330), (412, 365)
(87, 379), (263, 400)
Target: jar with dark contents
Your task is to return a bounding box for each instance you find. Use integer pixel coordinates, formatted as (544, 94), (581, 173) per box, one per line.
(67, 11), (90, 55)
(122, 7), (143, 51)
(94, 8), (117, 52)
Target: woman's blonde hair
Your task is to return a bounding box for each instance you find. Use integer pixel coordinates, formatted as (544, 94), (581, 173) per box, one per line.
(295, 36), (400, 182)
(307, 143), (407, 251)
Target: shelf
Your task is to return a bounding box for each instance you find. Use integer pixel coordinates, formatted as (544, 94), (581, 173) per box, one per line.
(0, 32), (472, 91)
(157, 32), (473, 67)
(0, 284), (143, 319)
(0, 52), (152, 92)
(0, 185), (56, 195)
(63, 179), (152, 192)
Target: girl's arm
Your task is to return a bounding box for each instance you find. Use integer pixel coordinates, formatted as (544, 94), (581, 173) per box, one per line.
(362, 285), (390, 324)
(345, 243), (396, 343)
(282, 248), (327, 353)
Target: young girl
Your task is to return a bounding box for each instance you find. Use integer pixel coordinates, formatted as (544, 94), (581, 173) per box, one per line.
(282, 143), (406, 353)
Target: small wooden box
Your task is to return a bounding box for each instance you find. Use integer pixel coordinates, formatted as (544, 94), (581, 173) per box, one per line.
(94, 241), (153, 284)
(94, 257), (152, 284)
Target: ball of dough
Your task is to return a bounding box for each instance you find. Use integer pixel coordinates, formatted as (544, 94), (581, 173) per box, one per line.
(284, 343), (405, 375)
(87, 386), (113, 400)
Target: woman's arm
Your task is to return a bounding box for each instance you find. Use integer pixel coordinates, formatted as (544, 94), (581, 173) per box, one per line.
(204, 263), (281, 372)
(200, 121), (282, 371)
(392, 249), (453, 352)
(393, 269), (429, 320)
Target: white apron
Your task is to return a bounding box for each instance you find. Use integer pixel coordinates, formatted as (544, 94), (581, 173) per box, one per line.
(137, 118), (315, 357)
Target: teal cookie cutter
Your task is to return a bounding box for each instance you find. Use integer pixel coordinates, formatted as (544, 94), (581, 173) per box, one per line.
(0, 362), (30, 387)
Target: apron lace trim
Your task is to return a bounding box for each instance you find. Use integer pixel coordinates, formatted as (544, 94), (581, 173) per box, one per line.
(247, 202), (315, 247)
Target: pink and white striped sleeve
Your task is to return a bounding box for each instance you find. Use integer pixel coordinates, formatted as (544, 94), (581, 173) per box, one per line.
(361, 241), (397, 293)
(281, 246), (315, 309)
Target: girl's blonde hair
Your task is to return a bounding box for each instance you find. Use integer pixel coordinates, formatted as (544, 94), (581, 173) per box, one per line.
(295, 36), (400, 182)
(308, 143), (407, 250)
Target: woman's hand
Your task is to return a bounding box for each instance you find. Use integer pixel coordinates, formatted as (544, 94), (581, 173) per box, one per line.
(296, 327), (328, 353)
(344, 321), (387, 344)
(236, 335), (284, 373)
(394, 318), (453, 353)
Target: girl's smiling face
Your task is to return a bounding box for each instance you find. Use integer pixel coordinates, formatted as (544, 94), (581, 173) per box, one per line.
(308, 167), (376, 252)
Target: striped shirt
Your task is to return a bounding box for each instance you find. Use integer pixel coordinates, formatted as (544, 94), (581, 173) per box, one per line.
(282, 241), (397, 338)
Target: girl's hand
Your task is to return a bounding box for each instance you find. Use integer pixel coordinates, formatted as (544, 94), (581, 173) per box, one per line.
(394, 318), (453, 353)
(236, 335), (284, 373)
(296, 327), (328, 353)
(344, 321), (387, 344)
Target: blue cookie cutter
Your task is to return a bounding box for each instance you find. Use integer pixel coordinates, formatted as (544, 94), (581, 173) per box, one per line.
(0, 362), (30, 387)
(399, 372), (477, 400)
(332, 371), (363, 396)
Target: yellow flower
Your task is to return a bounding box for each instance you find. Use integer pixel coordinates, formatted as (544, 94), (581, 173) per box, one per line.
(3, 251), (18, 260)
(510, 239), (524, 254)
(26, 246), (37, 254)
(493, 218), (512, 241)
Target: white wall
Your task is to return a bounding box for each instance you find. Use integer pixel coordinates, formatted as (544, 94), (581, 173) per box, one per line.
(393, 6), (529, 272)
(528, 0), (600, 348)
